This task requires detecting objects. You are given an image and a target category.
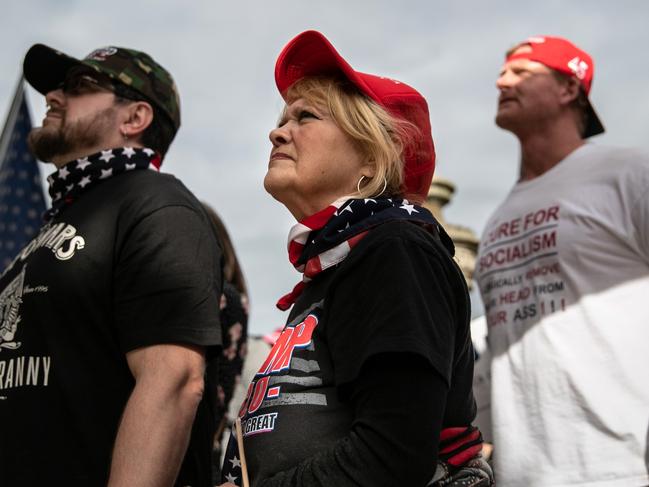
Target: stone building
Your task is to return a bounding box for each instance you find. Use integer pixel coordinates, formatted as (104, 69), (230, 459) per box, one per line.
(422, 176), (480, 290)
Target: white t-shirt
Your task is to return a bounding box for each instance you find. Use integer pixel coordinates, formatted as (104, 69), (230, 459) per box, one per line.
(470, 315), (493, 444)
(475, 144), (649, 487)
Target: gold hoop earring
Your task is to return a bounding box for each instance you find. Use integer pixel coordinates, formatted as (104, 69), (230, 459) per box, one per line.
(357, 176), (388, 198)
(356, 175), (367, 194)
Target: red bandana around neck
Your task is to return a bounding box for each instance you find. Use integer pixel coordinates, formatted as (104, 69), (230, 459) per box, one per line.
(276, 195), (441, 311)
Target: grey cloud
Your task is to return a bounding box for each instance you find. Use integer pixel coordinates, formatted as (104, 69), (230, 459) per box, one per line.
(1, 0), (647, 333)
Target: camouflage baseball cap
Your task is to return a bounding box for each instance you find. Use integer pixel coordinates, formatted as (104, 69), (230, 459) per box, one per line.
(23, 44), (181, 132)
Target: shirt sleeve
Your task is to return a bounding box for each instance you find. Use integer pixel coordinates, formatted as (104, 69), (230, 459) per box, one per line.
(258, 353), (446, 487)
(113, 204), (222, 352)
(325, 229), (465, 387)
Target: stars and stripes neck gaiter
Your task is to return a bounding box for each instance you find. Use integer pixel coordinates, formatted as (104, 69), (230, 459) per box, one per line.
(276, 195), (443, 311)
(44, 147), (161, 222)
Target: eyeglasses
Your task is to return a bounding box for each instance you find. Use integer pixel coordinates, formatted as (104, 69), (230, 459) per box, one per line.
(59, 73), (115, 96)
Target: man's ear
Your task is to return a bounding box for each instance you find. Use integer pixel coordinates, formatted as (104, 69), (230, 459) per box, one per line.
(120, 101), (154, 139)
(559, 77), (581, 106)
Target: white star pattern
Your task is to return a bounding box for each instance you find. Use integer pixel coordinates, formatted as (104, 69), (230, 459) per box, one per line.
(66, 184), (74, 192)
(341, 205), (353, 214)
(122, 147), (136, 158)
(76, 157), (91, 170)
(142, 148), (155, 156)
(58, 166), (70, 180)
(100, 168), (113, 179)
(47, 175), (54, 185)
(363, 198), (376, 204)
(400, 201), (419, 215)
(78, 176), (92, 188)
(125, 163), (136, 171)
(225, 473), (238, 483)
(54, 192), (61, 200)
(99, 149), (115, 163)
(229, 456), (242, 469)
(337, 222), (351, 233)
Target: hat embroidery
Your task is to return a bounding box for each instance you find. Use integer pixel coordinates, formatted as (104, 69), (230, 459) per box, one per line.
(85, 47), (118, 62)
(378, 76), (401, 85)
(567, 56), (588, 79)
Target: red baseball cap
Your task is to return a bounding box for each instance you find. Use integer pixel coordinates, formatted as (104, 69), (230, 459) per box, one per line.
(507, 35), (604, 138)
(275, 30), (435, 202)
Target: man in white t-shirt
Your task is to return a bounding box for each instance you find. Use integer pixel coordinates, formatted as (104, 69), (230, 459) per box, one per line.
(475, 35), (649, 486)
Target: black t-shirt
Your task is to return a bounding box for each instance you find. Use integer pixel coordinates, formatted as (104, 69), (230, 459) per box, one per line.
(230, 220), (475, 486)
(0, 170), (222, 486)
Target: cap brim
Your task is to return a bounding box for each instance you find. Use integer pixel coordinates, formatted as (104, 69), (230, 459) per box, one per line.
(23, 44), (85, 95)
(583, 99), (605, 138)
(275, 30), (380, 104)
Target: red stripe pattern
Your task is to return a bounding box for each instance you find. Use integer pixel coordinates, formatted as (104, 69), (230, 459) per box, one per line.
(438, 426), (484, 467)
(276, 196), (440, 311)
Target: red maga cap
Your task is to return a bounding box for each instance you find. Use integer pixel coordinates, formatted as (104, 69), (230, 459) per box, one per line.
(507, 35), (604, 138)
(275, 30), (435, 202)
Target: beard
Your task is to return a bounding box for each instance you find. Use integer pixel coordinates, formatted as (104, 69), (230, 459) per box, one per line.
(28, 106), (118, 163)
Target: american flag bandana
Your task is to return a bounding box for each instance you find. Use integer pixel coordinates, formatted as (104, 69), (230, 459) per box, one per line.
(429, 426), (493, 486)
(276, 196), (444, 310)
(44, 147), (161, 222)
(439, 426), (484, 467)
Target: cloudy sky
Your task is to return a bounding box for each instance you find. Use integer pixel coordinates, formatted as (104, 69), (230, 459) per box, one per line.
(1, 0), (648, 334)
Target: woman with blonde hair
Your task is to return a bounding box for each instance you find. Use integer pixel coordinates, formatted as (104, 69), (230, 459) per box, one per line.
(220, 31), (490, 487)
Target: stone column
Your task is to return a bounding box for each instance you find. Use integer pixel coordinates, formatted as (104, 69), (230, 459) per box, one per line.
(422, 177), (480, 290)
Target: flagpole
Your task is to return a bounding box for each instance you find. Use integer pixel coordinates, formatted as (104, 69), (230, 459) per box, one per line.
(235, 417), (250, 487)
(0, 77), (26, 166)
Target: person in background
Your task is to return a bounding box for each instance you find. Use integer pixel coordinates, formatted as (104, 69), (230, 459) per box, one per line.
(0, 44), (222, 486)
(475, 35), (649, 486)
(220, 30), (492, 487)
(202, 203), (249, 483)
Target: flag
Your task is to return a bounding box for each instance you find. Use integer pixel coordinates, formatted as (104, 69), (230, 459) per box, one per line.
(221, 428), (243, 486)
(0, 79), (47, 272)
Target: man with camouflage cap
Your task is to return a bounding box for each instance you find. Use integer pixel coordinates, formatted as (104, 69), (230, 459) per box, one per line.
(0, 44), (222, 486)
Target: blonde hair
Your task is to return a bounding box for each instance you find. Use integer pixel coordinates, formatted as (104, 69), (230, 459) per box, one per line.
(284, 76), (416, 198)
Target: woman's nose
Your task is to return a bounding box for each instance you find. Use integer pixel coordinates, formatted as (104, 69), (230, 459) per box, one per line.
(269, 124), (290, 147)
